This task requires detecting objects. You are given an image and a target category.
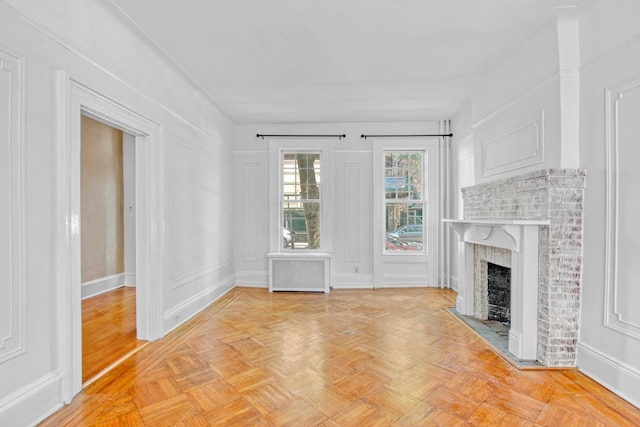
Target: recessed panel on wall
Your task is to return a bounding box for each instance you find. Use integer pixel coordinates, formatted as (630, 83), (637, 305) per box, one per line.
(170, 136), (230, 288)
(243, 162), (260, 262)
(605, 77), (640, 339)
(480, 110), (544, 178)
(344, 163), (360, 262)
(0, 47), (25, 362)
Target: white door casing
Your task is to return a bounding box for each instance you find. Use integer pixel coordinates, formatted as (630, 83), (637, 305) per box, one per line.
(54, 72), (165, 402)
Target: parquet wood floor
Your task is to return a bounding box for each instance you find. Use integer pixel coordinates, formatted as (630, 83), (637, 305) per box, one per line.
(44, 287), (640, 426)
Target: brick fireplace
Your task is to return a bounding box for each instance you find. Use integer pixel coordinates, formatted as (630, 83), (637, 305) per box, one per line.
(447, 169), (586, 367)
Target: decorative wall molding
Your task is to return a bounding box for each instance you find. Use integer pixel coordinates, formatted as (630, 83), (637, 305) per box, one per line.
(170, 262), (231, 290)
(344, 163), (361, 262)
(170, 132), (226, 165)
(243, 163), (260, 262)
(0, 370), (63, 426)
(472, 74), (557, 130)
(480, 110), (545, 178)
(604, 75), (640, 340)
(0, 45), (26, 364)
(169, 134), (231, 287)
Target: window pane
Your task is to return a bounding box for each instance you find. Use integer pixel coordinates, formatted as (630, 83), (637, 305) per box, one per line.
(384, 152), (422, 200)
(283, 152), (321, 249)
(385, 203), (424, 251)
(384, 150), (425, 252)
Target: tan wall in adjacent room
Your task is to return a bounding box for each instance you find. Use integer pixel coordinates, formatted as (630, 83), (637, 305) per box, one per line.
(81, 115), (124, 282)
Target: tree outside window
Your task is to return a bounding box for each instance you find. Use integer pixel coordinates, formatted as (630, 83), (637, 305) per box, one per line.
(282, 152), (321, 249)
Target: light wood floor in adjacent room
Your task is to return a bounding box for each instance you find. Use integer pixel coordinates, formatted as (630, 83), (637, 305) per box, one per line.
(44, 287), (640, 426)
(82, 287), (146, 383)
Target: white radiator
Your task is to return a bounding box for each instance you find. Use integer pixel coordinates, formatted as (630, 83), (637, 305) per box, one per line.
(268, 253), (331, 292)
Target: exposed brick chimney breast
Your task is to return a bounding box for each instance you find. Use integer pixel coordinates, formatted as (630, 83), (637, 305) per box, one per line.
(462, 169), (586, 367)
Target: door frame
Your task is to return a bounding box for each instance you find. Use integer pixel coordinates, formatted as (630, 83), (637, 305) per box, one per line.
(54, 72), (165, 403)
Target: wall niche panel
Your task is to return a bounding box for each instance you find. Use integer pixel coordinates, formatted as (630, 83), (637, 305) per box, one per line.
(343, 163), (361, 262)
(170, 135), (230, 289)
(0, 46), (25, 363)
(605, 76), (640, 339)
(479, 110), (545, 178)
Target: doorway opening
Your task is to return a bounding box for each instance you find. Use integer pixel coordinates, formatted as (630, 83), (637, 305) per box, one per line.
(80, 117), (145, 384)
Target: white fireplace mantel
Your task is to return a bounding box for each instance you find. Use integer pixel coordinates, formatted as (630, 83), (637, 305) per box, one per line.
(443, 218), (549, 361)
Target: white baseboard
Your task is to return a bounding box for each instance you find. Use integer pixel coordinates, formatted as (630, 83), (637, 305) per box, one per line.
(332, 283), (374, 290)
(0, 370), (62, 427)
(331, 273), (373, 289)
(124, 272), (136, 287)
(81, 273), (125, 299)
(381, 282), (433, 288)
(163, 275), (235, 334)
(577, 341), (640, 408)
(449, 275), (459, 292)
(235, 271), (268, 288)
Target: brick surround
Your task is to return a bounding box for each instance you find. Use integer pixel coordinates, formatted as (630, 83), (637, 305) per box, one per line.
(461, 169), (586, 367)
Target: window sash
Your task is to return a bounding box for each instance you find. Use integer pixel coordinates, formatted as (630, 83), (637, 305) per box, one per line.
(384, 150), (425, 252)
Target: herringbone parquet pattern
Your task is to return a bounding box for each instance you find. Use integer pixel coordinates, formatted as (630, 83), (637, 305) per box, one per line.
(42, 287), (640, 426)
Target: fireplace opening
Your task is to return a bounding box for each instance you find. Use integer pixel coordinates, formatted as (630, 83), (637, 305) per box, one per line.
(487, 262), (511, 324)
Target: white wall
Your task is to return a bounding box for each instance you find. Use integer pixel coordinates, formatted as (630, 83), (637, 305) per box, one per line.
(0, 0), (235, 424)
(575, 0), (640, 408)
(470, 20), (563, 184)
(234, 121), (443, 289)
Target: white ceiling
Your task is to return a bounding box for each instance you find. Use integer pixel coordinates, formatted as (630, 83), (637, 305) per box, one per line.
(105, 0), (580, 124)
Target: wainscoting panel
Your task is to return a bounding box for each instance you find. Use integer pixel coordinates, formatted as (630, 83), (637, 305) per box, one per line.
(170, 135), (231, 289)
(605, 76), (640, 340)
(243, 162), (260, 262)
(343, 163), (361, 262)
(0, 46), (25, 363)
(480, 110), (544, 178)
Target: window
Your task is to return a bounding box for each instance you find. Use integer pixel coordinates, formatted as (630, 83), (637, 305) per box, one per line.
(282, 152), (321, 249)
(384, 151), (424, 252)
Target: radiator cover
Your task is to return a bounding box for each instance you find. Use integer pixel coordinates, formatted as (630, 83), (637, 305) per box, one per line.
(267, 252), (331, 293)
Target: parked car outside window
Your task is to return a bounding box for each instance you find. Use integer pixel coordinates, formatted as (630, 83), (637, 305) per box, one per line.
(385, 235), (419, 251)
(387, 224), (423, 243)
